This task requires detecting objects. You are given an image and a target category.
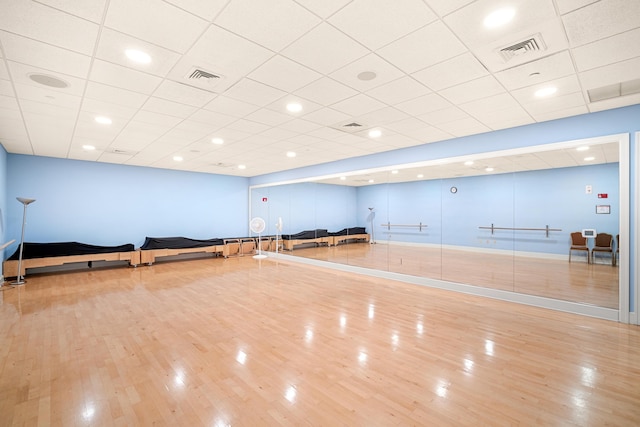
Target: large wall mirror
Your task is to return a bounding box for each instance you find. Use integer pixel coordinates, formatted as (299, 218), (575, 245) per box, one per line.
(250, 133), (630, 320)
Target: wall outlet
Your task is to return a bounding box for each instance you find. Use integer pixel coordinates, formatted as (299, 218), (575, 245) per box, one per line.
(586, 185), (592, 194)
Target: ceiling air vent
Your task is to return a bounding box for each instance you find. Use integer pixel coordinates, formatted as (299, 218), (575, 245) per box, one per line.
(499, 34), (546, 63)
(587, 78), (640, 102)
(343, 122), (363, 128)
(108, 148), (137, 156)
(187, 68), (221, 81)
(211, 162), (234, 168)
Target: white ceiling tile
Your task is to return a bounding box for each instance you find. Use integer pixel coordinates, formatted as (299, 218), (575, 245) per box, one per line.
(224, 79), (287, 107)
(0, 96), (20, 113)
(294, 77), (358, 106)
(494, 51), (577, 91)
(367, 76), (431, 105)
(436, 116), (491, 137)
(329, 54), (405, 92)
(0, 32), (91, 79)
(331, 94), (387, 117)
(105, 0), (208, 53)
(264, 95), (323, 117)
(386, 117), (432, 132)
(278, 118), (323, 134)
(248, 55), (322, 93)
(80, 98), (138, 123)
(377, 21), (467, 74)
(294, 0), (352, 18)
(329, 0), (436, 50)
(562, 0), (640, 47)
(281, 23), (369, 74)
(522, 92), (587, 116)
(36, 0), (108, 23)
(170, 25), (274, 93)
(19, 99), (78, 120)
(531, 104), (589, 121)
(13, 82), (82, 110)
(0, 60), (8, 80)
(459, 92), (521, 116)
(481, 113), (535, 131)
(555, 0), (599, 15)
(244, 108), (293, 127)
(423, 0), (475, 17)
(214, 0), (321, 52)
(301, 107), (351, 126)
(439, 75), (506, 105)
(0, 81), (13, 97)
(579, 57), (640, 92)
(401, 125), (452, 143)
(163, 0), (229, 21)
(95, 28), (181, 77)
(8, 62), (85, 96)
(395, 93), (452, 116)
(226, 119), (271, 134)
(203, 96), (260, 117)
(142, 97), (197, 119)
(188, 109), (238, 128)
(418, 107), (470, 125)
(90, 60), (162, 94)
(132, 110), (183, 127)
(412, 53), (489, 91)
(0, 0), (99, 54)
(355, 107), (410, 126)
(153, 80), (217, 107)
(85, 82), (149, 109)
(572, 28), (640, 72)
(443, 0), (557, 48)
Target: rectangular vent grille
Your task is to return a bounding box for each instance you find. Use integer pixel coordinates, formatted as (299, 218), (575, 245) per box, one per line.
(588, 78), (640, 102)
(499, 34), (546, 62)
(188, 69), (221, 80)
(343, 122), (363, 128)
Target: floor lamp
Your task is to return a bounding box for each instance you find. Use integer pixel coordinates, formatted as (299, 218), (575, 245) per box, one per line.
(11, 197), (36, 286)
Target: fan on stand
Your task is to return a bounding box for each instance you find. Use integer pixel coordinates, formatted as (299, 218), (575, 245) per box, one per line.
(250, 217), (267, 259)
(275, 217), (283, 254)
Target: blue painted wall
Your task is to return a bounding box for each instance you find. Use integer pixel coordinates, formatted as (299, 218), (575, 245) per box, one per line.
(0, 145), (7, 266)
(4, 155), (248, 255)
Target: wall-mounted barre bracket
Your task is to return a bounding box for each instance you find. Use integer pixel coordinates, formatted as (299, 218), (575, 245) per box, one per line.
(381, 223), (427, 232)
(478, 224), (562, 238)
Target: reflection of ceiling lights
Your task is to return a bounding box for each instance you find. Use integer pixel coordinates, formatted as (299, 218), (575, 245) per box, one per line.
(238, 164), (246, 169)
(464, 160), (474, 166)
(484, 8), (515, 28)
(368, 179), (374, 183)
(82, 145), (95, 151)
(94, 116), (112, 125)
(417, 174), (424, 178)
(584, 156), (595, 161)
(173, 156), (183, 162)
(286, 103), (302, 113)
(391, 170), (398, 174)
(368, 129), (382, 138)
(485, 167), (494, 172)
(576, 146), (589, 151)
(125, 49), (151, 64)
(535, 86), (557, 98)
(286, 151), (296, 158)
(340, 176), (346, 181)
(211, 137), (224, 145)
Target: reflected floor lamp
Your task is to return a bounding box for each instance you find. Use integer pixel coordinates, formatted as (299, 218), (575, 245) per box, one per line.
(11, 197), (36, 286)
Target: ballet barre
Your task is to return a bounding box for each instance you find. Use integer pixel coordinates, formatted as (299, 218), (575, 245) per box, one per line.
(381, 222), (427, 231)
(478, 224), (562, 238)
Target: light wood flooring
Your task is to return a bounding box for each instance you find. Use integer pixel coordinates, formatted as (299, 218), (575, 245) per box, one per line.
(287, 242), (620, 309)
(1, 256), (638, 426)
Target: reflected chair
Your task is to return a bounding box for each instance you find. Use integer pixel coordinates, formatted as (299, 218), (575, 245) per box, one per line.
(591, 232), (614, 265)
(569, 231), (590, 263)
(615, 234), (620, 266)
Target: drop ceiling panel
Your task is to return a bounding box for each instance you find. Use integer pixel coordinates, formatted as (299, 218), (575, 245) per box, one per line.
(0, 32), (91, 79)
(494, 51), (577, 91)
(132, 110), (183, 127)
(294, 77), (358, 106)
(244, 108), (294, 127)
(439, 75), (506, 105)
(281, 23), (369, 74)
(90, 60), (162, 95)
(588, 92), (640, 113)
(572, 28), (640, 72)
(366, 76), (431, 105)
(329, 0), (436, 51)
(330, 94), (387, 117)
(223, 79), (287, 107)
(293, 0), (352, 19)
(437, 116), (491, 137)
(9, 62), (85, 97)
(579, 57), (640, 92)
(163, 0), (229, 21)
(301, 107), (351, 126)
(0, 0), (99, 55)
(19, 99), (78, 120)
(523, 92), (587, 116)
(395, 93), (453, 116)
(424, 0), (476, 17)
(562, 0), (640, 47)
(459, 92), (521, 117)
(85, 82), (149, 109)
(419, 107), (470, 126)
(555, 0), (599, 15)
(214, 0), (321, 52)
(203, 96), (261, 118)
(412, 53), (489, 91)
(142, 97), (198, 119)
(13, 83), (82, 110)
(377, 21), (467, 74)
(104, 0), (209, 53)
(152, 80), (217, 107)
(35, 0), (108, 23)
(532, 105), (589, 122)
(511, 74), (582, 104)
(248, 55), (322, 93)
(188, 109), (237, 128)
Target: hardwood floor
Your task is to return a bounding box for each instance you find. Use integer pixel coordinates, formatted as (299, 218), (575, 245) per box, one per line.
(288, 243), (619, 309)
(1, 256), (638, 426)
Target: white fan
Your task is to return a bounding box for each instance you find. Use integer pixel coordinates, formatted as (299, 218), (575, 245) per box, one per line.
(275, 217), (283, 254)
(250, 217), (267, 259)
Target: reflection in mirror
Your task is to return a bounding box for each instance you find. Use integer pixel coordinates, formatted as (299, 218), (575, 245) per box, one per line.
(250, 138), (621, 311)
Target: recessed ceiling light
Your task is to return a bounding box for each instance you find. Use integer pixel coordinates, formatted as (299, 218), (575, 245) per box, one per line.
(238, 164), (246, 170)
(391, 170), (399, 174)
(94, 116), (112, 125)
(576, 146), (589, 151)
(286, 103), (302, 113)
(464, 160), (474, 166)
(535, 86), (557, 98)
(211, 137), (224, 145)
(82, 145), (95, 151)
(368, 129), (382, 138)
(584, 156), (595, 161)
(286, 151), (296, 158)
(368, 179), (374, 183)
(125, 49), (151, 64)
(173, 156), (183, 162)
(483, 8), (515, 28)
(357, 71), (377, 81)
(417, 174), (424, 178)
(485, 167), (494, 172)
(340, 176), (346, 181)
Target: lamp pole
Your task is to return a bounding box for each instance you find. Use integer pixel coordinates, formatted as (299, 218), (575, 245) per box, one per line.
(11, 197), (36, 286)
